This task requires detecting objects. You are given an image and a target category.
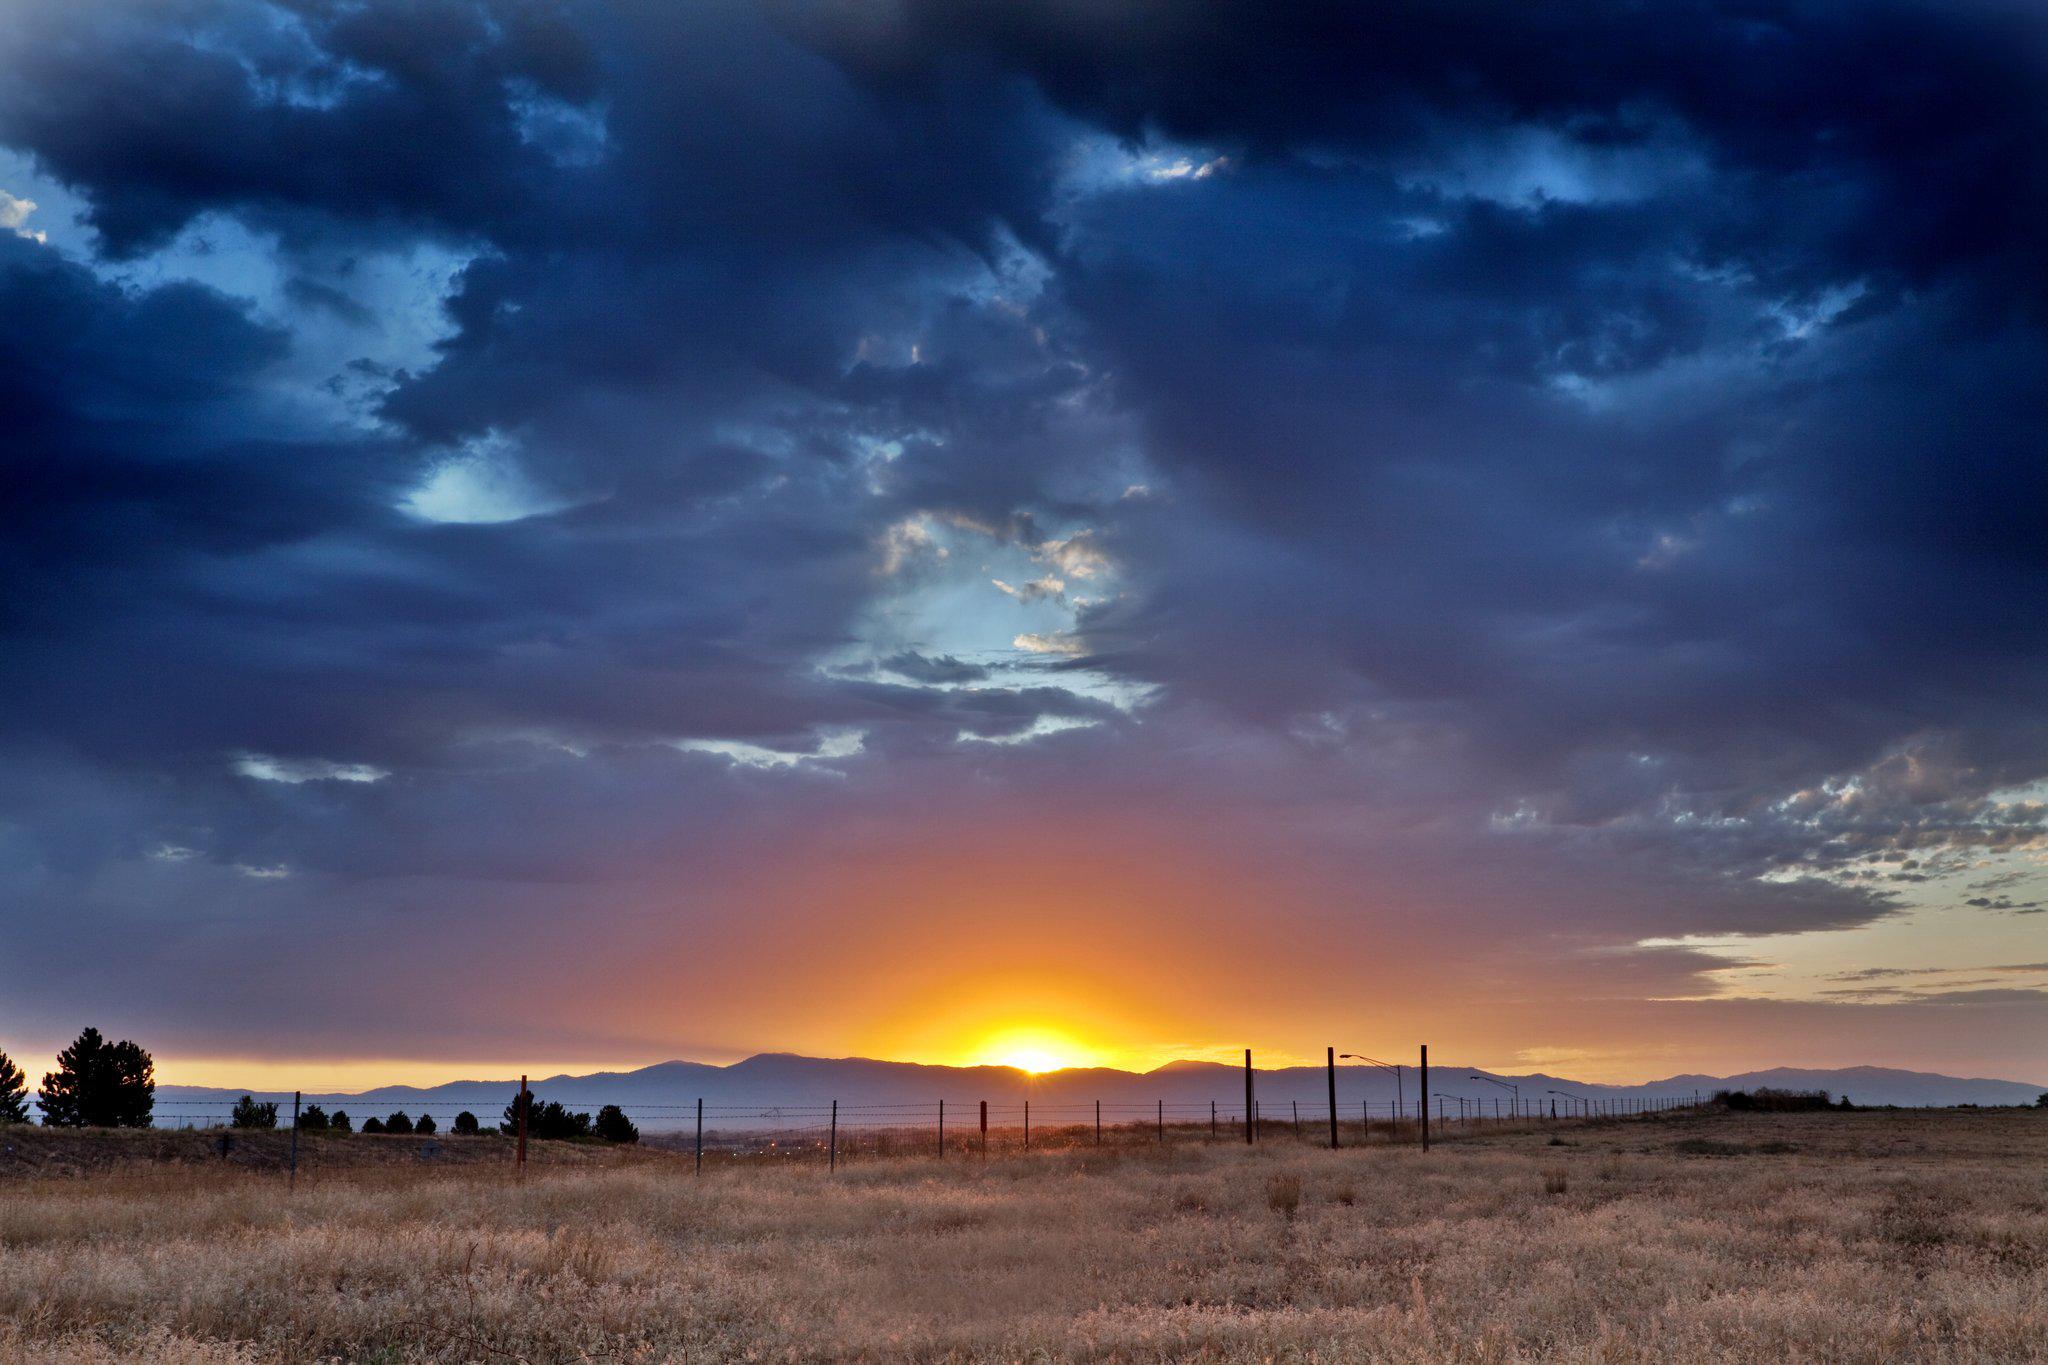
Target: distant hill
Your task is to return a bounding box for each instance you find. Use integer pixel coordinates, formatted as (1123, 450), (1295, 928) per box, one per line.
(146, 1055), (2047, 1129)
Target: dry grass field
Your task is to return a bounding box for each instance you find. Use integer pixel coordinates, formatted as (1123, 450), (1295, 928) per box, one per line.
(1, 1108), (2044, 1362)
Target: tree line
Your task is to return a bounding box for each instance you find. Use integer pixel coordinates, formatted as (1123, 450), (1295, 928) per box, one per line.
(0, 1030), (636, 1143)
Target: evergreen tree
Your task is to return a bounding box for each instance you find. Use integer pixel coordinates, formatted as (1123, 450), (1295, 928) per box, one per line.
(414, 1113), (437, 1135)
(0, 1050), (28, 1124)
(594, 1104), (639, 1144)
(231, 1094), (279, 1129)
(361, 1116), (385, 1134)
(383, 1111), (414, 1134)
(329, 1110), (353, 1134)
(452, 1110), (479, 1135)
(38, 1028), (155, 1127)
(297, 1104), (329, 1131)
(499, 1093), (591, 1139)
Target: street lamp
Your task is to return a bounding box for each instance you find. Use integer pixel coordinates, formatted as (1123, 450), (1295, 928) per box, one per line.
(1435, 1092), (1467, 1121)
(1339, 1054), (1405, 1122)
(1547, 1087), (1588, 1117)
(1470, 1073), (1520, 1119)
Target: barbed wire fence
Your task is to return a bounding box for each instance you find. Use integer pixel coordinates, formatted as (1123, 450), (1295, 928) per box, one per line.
(116, 1088), (1710, 1179)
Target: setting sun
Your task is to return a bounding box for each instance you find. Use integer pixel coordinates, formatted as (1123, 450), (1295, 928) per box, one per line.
(973, 1027), (1098, 1074)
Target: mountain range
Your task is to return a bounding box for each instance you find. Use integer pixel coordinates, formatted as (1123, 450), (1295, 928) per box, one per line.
(149, 1056), (2048, 1128)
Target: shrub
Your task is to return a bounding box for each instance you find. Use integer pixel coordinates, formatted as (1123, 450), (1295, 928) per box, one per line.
(328, 1110), (352, 1134)
(384, 1112), (414, 1135)
(452, 1110), (480, 1135)
(361, 1117), (385, 1134)
(1266, 1173), (1302, 1219)
(0, 1051), (28, 1124)
(595, 1104), (640, 1144)
(230, 1095), (278, 1129)
(37, 1028), (154, 1127)
(1713, 1088), (1834, 1112)
(414, 1113), (437, 1135)
(297, 1104), (329, 1131)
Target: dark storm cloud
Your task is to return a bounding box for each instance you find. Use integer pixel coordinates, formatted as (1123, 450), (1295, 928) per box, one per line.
(1, 0), (2045, 1058)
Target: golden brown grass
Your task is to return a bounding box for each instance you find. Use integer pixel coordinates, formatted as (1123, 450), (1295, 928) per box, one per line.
(2, 1109), (2044, 1362)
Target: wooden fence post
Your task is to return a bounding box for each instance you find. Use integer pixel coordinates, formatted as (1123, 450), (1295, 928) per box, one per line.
(1095, 1099), (1100, 1146)
(1327, 1048), (1339, 1150)
(1024, 1099), (1030, 1149)
(1419, 1047), (1429, 1152)
(1243, 1050), (1254, 1145)
(938, 1100), (945, 1158)
(516, 1075), (529, 1177)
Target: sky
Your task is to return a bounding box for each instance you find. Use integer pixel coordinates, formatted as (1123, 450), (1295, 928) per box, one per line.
(2, 0), (2045, 1090)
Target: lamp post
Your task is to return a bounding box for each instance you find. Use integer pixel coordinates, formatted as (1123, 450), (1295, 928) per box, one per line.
(1470, 1074), (1520, 1119)
(1339, 1054), (1404, 1131)
(1547, 1087), (1588, 1117)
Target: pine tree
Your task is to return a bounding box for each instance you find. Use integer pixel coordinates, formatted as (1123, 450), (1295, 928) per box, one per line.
(594, 1104), (639, 1143)
(0, 1050), (29, 1124)
(37, 1027), (155, 1127)
(231, 1094), (279, 1129)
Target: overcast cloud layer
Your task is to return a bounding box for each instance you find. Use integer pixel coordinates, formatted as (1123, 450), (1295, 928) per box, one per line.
(2, 0), (2045, 1079)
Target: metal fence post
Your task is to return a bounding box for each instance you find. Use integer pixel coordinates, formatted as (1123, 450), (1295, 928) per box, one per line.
(1094, 1099), (1100, 1146)
(829, 1100), (838, 1173)
(1024, 1099), (1030, 1149)
(695, 1098), (703, 1175)
(979, 1100), (988, 1157)
(938, 1099), (945, 1158)
(1157, 1099), (1164, 1144)
(289, 1090), (300, 1191)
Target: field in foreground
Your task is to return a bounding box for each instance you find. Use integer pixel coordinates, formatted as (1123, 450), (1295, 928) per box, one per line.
(2, 1109), (2044, 1362)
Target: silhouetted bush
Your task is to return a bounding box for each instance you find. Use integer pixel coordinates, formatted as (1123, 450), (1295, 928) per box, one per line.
(414, 1113), (437, 1135)
(384, 1112), (414, 1134)
(1714, 1088), (1836, 1112)
(594, 1104), (639, 1144)
(297, 1104), (329, 1131)
(361, 1117), (385, 1134)
(0, 1051), (28, 1124)
(452, 1110), (479, 1135)
(38, 1028), (154, 1127)
(499, 1094), (591, 1139)
(329, 1110), (352, 1133)
(231, 1094), (279, 1129)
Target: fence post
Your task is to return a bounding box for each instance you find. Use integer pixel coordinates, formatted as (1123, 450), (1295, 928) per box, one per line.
(1419, 1046), (1429, 1152)
(1211, 1099), (1217, 1140)
(1243, 1050), (1254, 1145)
(289, 1090), (300, 1191)
(979, 1100), (988, 1157)
(1024, 1099), (1030, 1149)
(1327, 1047), (1339, 1150)
(1157, 1099), (1164, 1144)
(694, 1098), (702, 1175)
(829, 1100), (838, 1173)
(938, 1100), (945, 1158)
(516, 1075), (529, 1178)
(1293, 1100), (1300, 1141)
(1094, 1100), (1100, 1147)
